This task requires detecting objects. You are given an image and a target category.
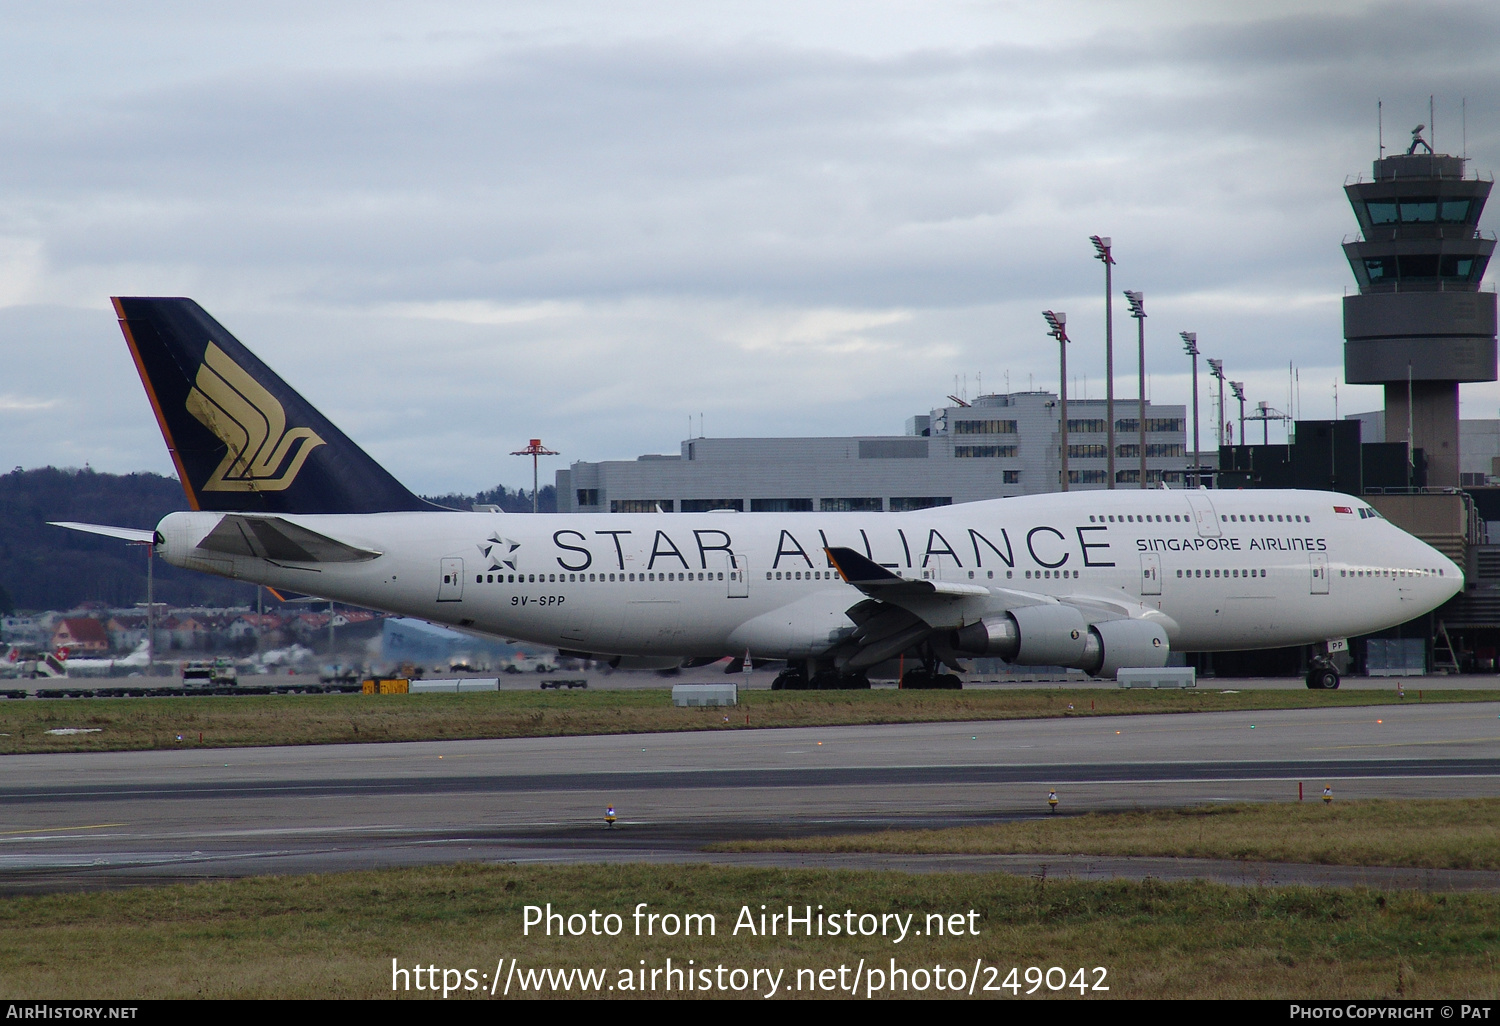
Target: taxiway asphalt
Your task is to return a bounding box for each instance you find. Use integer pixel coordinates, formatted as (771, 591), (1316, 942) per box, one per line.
(2, 701), (1497, 892)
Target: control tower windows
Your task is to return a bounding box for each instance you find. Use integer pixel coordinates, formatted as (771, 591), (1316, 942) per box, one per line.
(1398, 199), (1438, 223)
(1441, 255), (1485, 280)
(1399, 254), (1440, 279)
(1366, 197), (1476, 226)
(1364, 254), (1486, 285)
(1442, 199), (1472, 223)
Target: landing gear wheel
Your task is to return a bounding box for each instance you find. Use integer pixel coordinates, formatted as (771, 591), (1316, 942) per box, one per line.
(771, 669), (807, 691)
(900, 669), (933, 690)
(938, 673), (962, 690)
(1305, 668), (1340, 690)
(809, 669), (842, 690)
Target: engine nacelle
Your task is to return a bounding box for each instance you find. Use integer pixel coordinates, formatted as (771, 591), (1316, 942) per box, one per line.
(950, 604), (1088, 667)
(1079, 618), (1171, 678)
(953, 608), (1169, 677)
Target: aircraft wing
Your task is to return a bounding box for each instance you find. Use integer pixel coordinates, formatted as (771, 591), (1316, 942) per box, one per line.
(195, 514), (382, 563)
(48, 522), (157, 544)
(823, 546), (1171, 672)
(825, 546), (989, 599)
(825, 546), (992, 670)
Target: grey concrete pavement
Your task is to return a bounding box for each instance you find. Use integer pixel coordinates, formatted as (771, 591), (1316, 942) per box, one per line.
(2, 703), (1497, 892)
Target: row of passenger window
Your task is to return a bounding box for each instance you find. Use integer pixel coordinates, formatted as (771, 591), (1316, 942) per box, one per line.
(1084, 513), (1312, 524)
(605, 497), (955, 513)
(1341, 567), (1445, 578)
(1178, 568), (1267, 579)
(476, 571), (729, 583)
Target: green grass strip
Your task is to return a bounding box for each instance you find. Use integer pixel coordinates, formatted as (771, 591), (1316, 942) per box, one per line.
(711, 799), (1500, 871)
(3, 863), (1497, 998)
(1, 687), (1494, 755)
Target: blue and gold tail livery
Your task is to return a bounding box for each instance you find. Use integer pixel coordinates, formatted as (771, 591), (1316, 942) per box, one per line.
(113, 297), (437, 514)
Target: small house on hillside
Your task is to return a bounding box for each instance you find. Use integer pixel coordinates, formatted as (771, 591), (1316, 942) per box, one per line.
(51, 617), (108, 654)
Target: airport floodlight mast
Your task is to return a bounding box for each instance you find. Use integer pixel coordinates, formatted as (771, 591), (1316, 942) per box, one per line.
(1230, 381), (1246, 446)
(1180, 331), (1201, 487)
(510, 438), (560, 513)
(130, 537), (155, 675)
(1043, 310), (1070, 491)
(1124, 289), (1147, 489)
(1090, 236), (1116, 488)
(1246, 400), (1290, 445)
(1207, 358), (1226, 449)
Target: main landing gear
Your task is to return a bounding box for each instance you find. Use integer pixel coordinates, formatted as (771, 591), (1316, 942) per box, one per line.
(1305, 657), (1341, 690)
(770, 666), (871, 690)
(899, 668), (962, 690)
(898, 642), (963, 689)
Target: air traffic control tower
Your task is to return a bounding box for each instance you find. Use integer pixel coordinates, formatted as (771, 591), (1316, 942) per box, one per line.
(1343, 130), (1496, 487)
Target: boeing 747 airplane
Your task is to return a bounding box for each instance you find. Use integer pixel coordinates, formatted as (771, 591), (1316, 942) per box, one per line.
(53, 298), (1464, 691)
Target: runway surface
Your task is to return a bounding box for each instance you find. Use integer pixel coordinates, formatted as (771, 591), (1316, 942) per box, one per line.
(2, 701), (1498, 892)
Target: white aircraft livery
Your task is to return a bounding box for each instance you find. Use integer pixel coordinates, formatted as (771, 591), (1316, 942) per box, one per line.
(53, 298), (1464, 691)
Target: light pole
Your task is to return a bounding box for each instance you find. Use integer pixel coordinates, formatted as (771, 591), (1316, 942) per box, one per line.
(1124, 289), (1146, 489)
(1230, 381), (1246, 447)
(1090, 236), (1115, 488)
(1180, 332), (1200, 488)
(1044, 311), (1070, 492)
(1207, 358), (1226, 453)
(510, 438), (560, 513)
(132, 536), (156, 675)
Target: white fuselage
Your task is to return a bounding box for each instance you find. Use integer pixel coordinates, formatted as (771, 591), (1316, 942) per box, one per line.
(155, 489), (1462, 660)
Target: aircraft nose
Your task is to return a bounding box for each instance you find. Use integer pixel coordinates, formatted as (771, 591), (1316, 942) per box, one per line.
(1439, 551), (1465, 598)
(1419, 539), (1464, 601)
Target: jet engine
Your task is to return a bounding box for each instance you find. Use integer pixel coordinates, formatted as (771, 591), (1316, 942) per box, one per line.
(951, 607), (1169, 677)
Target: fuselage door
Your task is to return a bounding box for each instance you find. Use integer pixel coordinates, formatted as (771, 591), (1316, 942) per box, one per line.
(729, 554), (749, 598)
(1309, 552), (1329, 595)
(1185, 492), (1222, 537)
(1140, 552), (1162, 596)
(438, 557), (464, 602)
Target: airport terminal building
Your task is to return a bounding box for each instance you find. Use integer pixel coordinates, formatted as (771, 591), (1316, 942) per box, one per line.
(557, 392), (1190, 514)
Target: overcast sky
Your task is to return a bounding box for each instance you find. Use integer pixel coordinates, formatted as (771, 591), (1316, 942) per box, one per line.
(2, 1), (1496, 493)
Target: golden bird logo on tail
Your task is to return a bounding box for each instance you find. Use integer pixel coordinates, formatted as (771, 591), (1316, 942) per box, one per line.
(186, 343), (325, 492)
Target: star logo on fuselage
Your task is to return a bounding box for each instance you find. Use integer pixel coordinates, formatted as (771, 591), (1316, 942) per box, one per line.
(480, 533), (520, 571)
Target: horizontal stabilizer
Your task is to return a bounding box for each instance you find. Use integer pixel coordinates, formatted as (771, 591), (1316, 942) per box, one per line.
(49, 521), (157, 544)
(196, 515), (381, 563)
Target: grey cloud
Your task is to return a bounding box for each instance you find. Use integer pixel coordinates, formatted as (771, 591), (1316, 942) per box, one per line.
(2, 3), (1496, 486)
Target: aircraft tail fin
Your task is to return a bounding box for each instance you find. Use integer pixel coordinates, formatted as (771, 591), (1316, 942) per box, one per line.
(112, 297), (437, 514)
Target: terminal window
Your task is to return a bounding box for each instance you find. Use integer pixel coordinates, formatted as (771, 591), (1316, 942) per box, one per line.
(680, 498), (744, 512)
(1068, 444), (1108, 459)
(576, 489), (600, 506)
(1067, 470), (1109, 484)
(951, 419), (1018, 435)
(954, 445), (1018, 458)
(889, 497), (952, 511)
(751, 498), (814, 512)
(820, 498), (882, 512)
(1066, 419), (1107, 433)
(611, 499), (673, 513)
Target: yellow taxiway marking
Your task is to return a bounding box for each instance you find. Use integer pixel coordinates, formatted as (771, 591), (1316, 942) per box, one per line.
(0, 823), (125, 836)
